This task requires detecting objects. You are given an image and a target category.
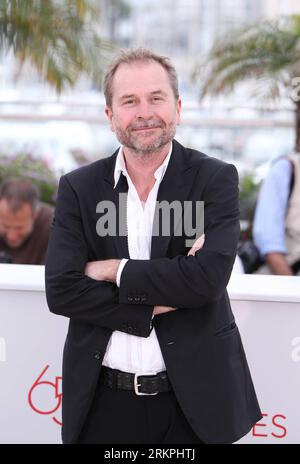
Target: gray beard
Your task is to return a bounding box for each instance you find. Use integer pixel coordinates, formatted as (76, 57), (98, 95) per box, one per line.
(115, 122), (176, 156)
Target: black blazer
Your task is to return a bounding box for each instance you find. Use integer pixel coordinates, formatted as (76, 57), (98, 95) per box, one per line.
(45, 139), (262, 444)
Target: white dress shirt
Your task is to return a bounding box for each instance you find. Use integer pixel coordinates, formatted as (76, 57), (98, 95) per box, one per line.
(102, 144), (173, 374)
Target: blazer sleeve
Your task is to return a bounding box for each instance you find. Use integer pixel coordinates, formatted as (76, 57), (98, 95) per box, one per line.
(45, 175), (153, 337)
(118, 163), (240, 308)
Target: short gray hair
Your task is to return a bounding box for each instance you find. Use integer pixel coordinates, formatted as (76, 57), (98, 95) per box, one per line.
(103, 47), (179, 108)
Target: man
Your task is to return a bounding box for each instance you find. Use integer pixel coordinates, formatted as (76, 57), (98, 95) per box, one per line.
(45, 48), (262, 444)
(253, 155), (300, 275)
(0, 178), (53, 264)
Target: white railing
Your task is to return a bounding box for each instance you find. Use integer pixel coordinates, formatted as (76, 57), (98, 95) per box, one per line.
(0, 264), (299, 444)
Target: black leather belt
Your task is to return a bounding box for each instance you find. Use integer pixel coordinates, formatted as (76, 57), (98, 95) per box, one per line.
(99, 366), (172, 395)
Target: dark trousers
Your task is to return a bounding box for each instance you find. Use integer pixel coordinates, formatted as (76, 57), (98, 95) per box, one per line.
(77, 380), (205, 444)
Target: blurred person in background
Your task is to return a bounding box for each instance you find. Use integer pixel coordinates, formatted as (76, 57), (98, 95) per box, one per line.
(253, 154), (300, 275)
(0, 178), (53, 265)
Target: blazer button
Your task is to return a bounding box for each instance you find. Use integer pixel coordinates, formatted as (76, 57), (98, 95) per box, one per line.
(93, 351), (102, 361)
(134, 296), (141, 303)
(127, 296), (134, 302)
(127, 326), (134, 334)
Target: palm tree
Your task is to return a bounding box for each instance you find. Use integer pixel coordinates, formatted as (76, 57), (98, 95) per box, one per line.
(103, 0), (131, 43)
(194, 15), (300, 151)
(0, 0), (112, 93)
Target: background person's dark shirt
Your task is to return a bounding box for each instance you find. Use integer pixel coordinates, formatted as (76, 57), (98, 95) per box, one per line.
(0, 203), (54, 265)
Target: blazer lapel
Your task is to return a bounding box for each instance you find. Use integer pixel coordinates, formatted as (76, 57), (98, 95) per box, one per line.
(101, 151), (130, 259)
(150, 140), (198, 259)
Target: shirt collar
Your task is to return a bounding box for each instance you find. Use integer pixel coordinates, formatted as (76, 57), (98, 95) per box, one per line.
(113, 143), (173, 189)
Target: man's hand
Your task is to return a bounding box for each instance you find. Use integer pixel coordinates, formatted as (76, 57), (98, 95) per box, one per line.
(152, 305), (177, 316)
(152, 234), (206, 316)
(187, 234), (205, 256)
(84, 259), (121, 283)
(265, 252), (293, 276)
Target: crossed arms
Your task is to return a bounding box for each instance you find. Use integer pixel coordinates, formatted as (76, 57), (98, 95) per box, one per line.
(84, 234), (205, 316)
(45, 164), (239, 337)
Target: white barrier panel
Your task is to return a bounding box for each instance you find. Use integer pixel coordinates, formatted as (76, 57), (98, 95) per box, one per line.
(0, 264), (299, 444)
(228, 275), (300, 444)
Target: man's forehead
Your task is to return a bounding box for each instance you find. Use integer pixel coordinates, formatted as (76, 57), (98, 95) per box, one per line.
(113, 61), (170, 88)
(0, 199), (33, 218)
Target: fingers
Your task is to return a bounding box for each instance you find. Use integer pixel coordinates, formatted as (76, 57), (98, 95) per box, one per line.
(187, 234), (205, 256)
(153, 306), (177, 316)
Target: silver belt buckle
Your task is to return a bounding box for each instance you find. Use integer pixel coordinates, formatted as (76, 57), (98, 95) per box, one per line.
(134, 372), (158, 396)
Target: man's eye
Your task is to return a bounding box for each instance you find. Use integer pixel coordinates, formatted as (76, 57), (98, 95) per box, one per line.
(123, 99), (134, 105)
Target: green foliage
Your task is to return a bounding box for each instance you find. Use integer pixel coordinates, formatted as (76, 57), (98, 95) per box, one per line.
(193, 14), (300, 152)
(0, 0), (112, 92)
(194, 15), (300, 101)
(0, 153), (57, 205)
(239, 173), (261, 224)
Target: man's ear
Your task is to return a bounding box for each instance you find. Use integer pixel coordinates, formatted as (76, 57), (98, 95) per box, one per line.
(176, 98), (182, 126)
(105, 106), (115, 132)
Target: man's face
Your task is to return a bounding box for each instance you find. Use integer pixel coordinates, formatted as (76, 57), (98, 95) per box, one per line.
(105, 61), (181, 155)
(0, 199), (35, 248)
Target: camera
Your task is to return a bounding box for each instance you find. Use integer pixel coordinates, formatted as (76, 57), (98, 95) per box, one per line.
(237, 240), (264, 274)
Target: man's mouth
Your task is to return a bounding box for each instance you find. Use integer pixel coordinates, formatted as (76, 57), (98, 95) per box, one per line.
(131, 126), (161, 132)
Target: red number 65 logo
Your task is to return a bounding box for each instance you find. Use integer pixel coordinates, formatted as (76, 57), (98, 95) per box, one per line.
(28, 365), (62, 426)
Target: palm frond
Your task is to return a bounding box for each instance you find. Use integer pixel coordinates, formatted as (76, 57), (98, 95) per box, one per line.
(194, 15), (300, 101)
(0, 0), (113, 92)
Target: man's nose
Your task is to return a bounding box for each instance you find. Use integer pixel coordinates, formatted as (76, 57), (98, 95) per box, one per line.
(135, 101), (154, 119)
